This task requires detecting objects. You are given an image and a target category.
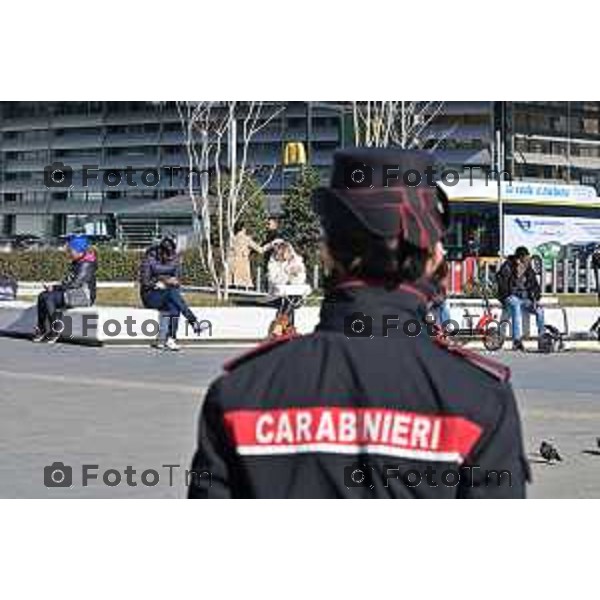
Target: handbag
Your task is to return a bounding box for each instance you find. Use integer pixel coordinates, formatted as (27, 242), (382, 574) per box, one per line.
(64, 285), (91, 308)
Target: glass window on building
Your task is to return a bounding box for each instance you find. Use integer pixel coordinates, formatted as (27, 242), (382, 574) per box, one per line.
(66, 215), (110, 236)
(583, 118), (599, 134)
(578, 145), (599, 158)
(551, 115), (567, 133)
(107, 125), (127, 135)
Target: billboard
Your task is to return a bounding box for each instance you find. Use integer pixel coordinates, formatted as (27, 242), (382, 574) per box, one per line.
(439, 179), (599, 206)
(504, 213), (600, 260)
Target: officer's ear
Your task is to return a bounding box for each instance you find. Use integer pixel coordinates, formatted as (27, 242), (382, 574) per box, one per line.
(319, 240), (335, 275)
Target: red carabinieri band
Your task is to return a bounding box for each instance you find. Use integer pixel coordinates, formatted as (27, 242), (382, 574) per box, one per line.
(224, 406), (482, 464)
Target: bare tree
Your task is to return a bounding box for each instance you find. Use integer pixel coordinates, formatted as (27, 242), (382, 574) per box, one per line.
(177, 101), (283, 300)
(351, 101), (451, 150)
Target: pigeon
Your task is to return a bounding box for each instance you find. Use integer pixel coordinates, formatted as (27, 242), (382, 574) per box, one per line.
(540, 441), (562, 462)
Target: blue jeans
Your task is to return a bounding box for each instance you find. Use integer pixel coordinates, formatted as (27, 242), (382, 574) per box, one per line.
(505, 295), (545, 341)
(435, 301), (451, 327)
(142, 288), (197, 340)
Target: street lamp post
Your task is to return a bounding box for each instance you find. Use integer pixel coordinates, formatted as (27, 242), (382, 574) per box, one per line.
(496, 128), (505, 257)
(566, 101), (571, 184)
(306, 101), (312, 165)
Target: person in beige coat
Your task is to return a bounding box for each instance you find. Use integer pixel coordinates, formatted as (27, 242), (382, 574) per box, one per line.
(227, 227), (264, 288)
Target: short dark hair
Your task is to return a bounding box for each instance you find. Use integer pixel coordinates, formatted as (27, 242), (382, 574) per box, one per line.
(159, 237), (176, 255)
(321, 201), (430, 290)
(514, 246), (530, 260)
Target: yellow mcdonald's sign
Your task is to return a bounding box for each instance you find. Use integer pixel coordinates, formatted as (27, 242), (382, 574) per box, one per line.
(283, 142), (307, 166)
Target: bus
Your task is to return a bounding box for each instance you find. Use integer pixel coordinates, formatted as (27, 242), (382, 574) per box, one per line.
(438, 179), (600, 266)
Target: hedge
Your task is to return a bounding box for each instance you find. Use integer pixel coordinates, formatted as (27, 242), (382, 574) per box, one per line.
(0, 248), (212, 285)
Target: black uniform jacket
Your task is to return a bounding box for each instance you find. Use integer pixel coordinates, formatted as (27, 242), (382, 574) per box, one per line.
(189, 284), (529, 498)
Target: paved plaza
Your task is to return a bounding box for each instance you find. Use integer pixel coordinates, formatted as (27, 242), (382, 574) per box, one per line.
(0, 337), (598, 498)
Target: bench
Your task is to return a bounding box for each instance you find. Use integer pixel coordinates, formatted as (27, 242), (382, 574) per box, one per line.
(0, 299), (596, 346)
(0, 302), (321, 344)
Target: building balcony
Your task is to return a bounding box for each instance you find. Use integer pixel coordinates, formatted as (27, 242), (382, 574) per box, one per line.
(1, 160), (50, 172)
(521, 151), (600, 171)
(441, 101), (494, 116)
(102, 133), (163, 147)
(0, 139), (52, 151)
(426, 123), (493, 140)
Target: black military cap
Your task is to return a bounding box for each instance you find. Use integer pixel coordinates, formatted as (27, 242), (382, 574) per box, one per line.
(313, 148), (449, 249)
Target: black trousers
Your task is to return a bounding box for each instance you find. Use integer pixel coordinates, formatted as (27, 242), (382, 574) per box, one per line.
(37, 289), (66, 332)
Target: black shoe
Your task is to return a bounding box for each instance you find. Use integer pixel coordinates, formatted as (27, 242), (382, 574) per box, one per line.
(513, 340), (526, 352)
(192, 321), (210, 336)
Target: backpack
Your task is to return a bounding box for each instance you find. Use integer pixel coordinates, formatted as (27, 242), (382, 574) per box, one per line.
(0, 275), (17, 301)
(538, 325), (564, 353)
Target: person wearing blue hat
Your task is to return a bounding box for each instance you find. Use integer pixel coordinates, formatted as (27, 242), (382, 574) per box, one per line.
(33, 234), (97, 343)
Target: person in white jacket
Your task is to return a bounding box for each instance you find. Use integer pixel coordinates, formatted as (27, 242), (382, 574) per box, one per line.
(267, 240), (307, 292)
(266, 240), (308, 336)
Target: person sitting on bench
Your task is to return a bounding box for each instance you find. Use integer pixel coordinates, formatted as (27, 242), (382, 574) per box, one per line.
(139, 236), (206, 351)
(33, 234), (97, 344)
(496, 246), (545, 351)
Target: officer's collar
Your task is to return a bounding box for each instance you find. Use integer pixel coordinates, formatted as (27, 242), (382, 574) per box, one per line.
(317, 278), (436, 335)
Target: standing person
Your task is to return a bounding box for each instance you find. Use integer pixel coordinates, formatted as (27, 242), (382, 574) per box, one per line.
(592, 245), (600, 304)
(429, 255), (451, 329)
(226, 227), (263, 289)
(591, 247), (600, 338)
(496, 246), (545, 351)
(139, 237), (206, 351)
(188, 148), (528, 499)
(33, 234), (97, 343)
(263, 217), (280, 256)
(259, 217), (281, 289)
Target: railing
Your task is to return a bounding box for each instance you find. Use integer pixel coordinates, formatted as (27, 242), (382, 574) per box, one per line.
(247, 258), (600, 297)
(445, 258), (600, 296)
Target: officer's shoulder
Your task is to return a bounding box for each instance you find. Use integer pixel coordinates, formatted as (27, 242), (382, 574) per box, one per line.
(223, 333), (306, 372)
(431, 337), (511, 384)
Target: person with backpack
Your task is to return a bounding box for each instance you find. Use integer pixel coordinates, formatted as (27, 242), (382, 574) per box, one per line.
(496, 246), (545, 351)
